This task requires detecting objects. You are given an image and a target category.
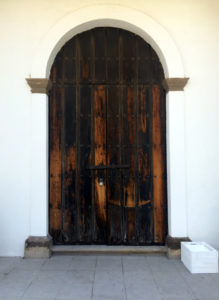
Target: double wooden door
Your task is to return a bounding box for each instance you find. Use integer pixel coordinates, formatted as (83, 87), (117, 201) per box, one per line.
(49, 28), (167, 245)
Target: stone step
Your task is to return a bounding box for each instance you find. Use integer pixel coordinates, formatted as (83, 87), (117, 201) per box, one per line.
(52, 245), (167, 256)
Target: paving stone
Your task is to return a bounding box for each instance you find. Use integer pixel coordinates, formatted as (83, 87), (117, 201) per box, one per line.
(126, 287), (162, 300)
(56, 297), (91, 300)
(198, 297), (219, 300)
(0, 297), (23, 300)
(0, 257), (22, 274)
(94, 269), (123, 285)
(69, 255), (97, 270)
(147, 256), (195, 299)
(153, 269), (193, 297)
(49, 256), (73, 262)
(0, 274), (5, 282)
(71, 255), (97, 261)
(42, 256), (73, 271)
(93, 282), (126, 299)
(22, 274), (62, 299)
(0, 279), (31, 298)
(173, 258), (219, 299)
(122, 255), (149, 272)
(15, 258), (46, 270)
(181, 274), (219, 300)
(56, 283), (92, 299)
(4, 268), (38, 281)
(35, 270), (68, 283)
(0, 257), (21, 262)
(23, 297), (55, 300)
(0, 268), (37, 298)
(123, 269), (152, 284)
(64, 270), (95, 285)
(92, 296), (126, 300)
(209, 272), (219, 284)
(96, 256), (122, 271)
(124, 271), (155, 286)
(125, 273), (162, 300)
(0, 255), (218, 300)
(146, 255), (175, 271)
(162, 297), (196, 300)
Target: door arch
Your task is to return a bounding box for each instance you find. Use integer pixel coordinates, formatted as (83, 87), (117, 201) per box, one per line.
(49, 27), (167, 245)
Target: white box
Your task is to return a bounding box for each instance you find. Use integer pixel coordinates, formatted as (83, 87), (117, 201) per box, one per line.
(181, 242), (218, 274)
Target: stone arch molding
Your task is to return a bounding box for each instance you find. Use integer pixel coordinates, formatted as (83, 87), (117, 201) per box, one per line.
(30, 4), (185, 79)
(25, 4), (190, 259)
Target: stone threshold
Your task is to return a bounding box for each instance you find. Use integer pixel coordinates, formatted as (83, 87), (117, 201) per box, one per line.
(52, 245), (167, 256)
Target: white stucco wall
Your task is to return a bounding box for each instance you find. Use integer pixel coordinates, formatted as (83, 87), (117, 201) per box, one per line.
(0, 0), (219, 256)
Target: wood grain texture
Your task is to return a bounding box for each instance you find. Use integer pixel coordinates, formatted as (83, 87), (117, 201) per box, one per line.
(106, 85), (122, 244)
(63, 86), (77, 242)
(49, 81), (62, 241)
(139, 86), (152, 210)
(79, 85), (92, 242)
(152, 85), (165, 243)
(123, 87), (135, 209)
(107, 86), (120, 207)
(94, 85), (107, 241)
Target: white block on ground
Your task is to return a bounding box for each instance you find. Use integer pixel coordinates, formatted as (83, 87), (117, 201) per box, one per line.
(181, 241), (218, 274)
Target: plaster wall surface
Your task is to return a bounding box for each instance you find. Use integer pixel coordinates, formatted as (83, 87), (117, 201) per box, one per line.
(0, 0), (219, 256)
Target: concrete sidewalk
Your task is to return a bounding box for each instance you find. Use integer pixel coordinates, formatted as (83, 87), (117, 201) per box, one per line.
(0, 255), (219, 300)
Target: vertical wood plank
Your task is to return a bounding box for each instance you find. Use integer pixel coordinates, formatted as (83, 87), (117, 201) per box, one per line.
(63, 38), (76, 84)
(94, 28), (106, 82)
(75, 35), (81, 242)
(152, 85), (165, 243)
(63, 86), (77, 243)
(138, 86), (151, 205)
(107, 86), (122, 244)
(49, 65), (62, 243)
(78, 32), (92, 243)
(106, 28), (119, 83)
(94, 85), (107, 242)
(79, 86), (92, 242)
(79, 31), (91, 83)
(107, 86), (120, 207)
(137, 85), (153, 244)
(122, 31), (136, 83)
(123, 87), (135, 208)
(123, 86), (136, 244)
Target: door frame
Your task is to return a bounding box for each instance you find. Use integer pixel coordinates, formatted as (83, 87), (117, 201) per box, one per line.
(26, 4), (189, 248)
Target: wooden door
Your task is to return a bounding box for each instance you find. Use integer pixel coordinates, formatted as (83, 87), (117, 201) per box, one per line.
(49, 28), (167, 245)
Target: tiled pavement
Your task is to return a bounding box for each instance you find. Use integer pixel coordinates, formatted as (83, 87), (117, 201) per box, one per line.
(0, 255), (219, 300)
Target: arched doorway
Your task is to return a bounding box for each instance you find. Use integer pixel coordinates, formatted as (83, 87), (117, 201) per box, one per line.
(49, 27), (167, 245)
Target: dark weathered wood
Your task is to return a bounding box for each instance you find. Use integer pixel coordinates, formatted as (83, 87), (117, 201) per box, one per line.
(78, 32), (93, 242)
(123, 86), (136, 244)
(79, 86), (92, 243)
(94, 85), (107, 242)
(152, 85), (166, 243)
(88, 165), (129, 170)
(63, 86), (77, 243)
(136, 85), (153, 244)
(49, 27), (167, 245)
(107, 85), (122, 244)
(49, 67), (62, 243)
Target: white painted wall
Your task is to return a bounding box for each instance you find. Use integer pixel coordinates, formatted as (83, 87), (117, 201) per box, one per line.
(0, 0), (219, 256)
